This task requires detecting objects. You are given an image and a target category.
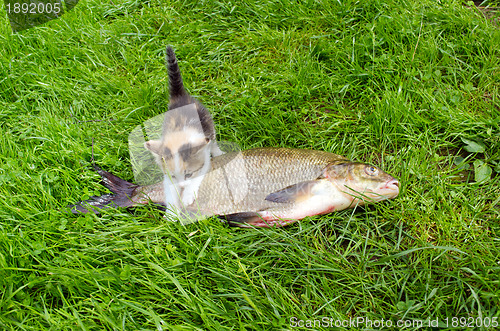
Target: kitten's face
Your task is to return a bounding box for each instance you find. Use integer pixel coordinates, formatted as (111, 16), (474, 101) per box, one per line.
(145, 129), (209, 185)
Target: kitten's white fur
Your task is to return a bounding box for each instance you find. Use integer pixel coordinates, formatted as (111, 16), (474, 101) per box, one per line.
(178, 143), (212, 206)
(163, 175), (180, 219)
(151, 130), (217, 221)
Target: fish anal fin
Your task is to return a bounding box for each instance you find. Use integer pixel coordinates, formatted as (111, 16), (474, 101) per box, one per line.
(217, 212), (294, 228)
(217, 212), (263, 227)
(264, 180), (318, 204)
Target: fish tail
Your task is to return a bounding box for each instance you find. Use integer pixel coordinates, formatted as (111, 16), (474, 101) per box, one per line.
(69, 165), (139, 214)
(166, 46), (187, 100)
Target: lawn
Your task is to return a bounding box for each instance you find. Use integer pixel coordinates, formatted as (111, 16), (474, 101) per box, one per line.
(0, 0), (499, 329)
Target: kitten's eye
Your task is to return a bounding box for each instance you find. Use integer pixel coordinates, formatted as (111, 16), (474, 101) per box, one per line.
(185, 173), (193, 179)
(365, 165), (379, 176)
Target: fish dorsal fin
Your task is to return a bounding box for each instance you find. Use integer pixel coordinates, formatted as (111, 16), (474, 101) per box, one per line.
(264, 180), (319, 204)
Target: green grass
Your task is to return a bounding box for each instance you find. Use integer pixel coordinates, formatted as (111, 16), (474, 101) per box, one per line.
(0, 0), (499, 329)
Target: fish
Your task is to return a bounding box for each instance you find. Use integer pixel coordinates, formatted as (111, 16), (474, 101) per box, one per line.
(69, 147), (400, 228)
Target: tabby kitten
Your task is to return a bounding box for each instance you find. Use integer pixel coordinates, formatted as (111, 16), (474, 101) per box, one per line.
(144, 46), (223, 215)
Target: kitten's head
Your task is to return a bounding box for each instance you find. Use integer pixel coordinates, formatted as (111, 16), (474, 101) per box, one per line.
(144, 129), (210, 184)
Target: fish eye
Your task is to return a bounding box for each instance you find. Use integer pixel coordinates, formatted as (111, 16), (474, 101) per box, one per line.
(365, 165), (378, 176)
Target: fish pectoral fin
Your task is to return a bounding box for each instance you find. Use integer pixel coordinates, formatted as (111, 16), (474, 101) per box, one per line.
(264, 180), (319, 204)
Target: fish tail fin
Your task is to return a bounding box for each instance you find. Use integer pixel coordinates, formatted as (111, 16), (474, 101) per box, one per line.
(166, 46), (187, 100)
(68, 193), (120, 214)
(93, 164), (138, 199)
(68, 165), (139, 214)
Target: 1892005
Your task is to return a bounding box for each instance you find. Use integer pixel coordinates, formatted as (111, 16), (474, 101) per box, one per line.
(442, 317), (498, 328)
(5, 2), (62, 14)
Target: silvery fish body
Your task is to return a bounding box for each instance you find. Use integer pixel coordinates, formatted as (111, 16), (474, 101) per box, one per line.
(190, 148), (346, 214)
(71, 148), (399, 227)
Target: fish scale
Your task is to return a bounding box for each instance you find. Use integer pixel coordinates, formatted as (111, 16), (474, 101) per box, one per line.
(191, 148), (348, 215)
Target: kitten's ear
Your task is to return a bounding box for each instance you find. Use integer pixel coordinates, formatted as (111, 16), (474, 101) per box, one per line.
(144, 140), (162, 155)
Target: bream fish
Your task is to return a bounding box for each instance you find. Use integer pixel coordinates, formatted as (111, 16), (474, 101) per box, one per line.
(70, 148), (399, 227)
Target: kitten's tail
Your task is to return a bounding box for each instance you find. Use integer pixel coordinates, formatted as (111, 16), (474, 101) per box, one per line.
(166, 46), (187, 99)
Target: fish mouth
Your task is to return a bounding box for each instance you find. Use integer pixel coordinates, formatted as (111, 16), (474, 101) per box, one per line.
(384, 178), (400, 197)
(362, 178), (399, 201)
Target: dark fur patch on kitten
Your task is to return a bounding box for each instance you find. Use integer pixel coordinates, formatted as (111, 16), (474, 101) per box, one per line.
(166, 46), (216, 142)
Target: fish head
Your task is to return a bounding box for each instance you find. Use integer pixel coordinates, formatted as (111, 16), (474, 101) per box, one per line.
(323, 162), (399, 205)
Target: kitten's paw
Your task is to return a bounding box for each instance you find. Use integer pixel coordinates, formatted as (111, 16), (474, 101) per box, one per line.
(181, 191), (196, 206)
(163, 209), (179, 222)
(211, 144), (225, 157)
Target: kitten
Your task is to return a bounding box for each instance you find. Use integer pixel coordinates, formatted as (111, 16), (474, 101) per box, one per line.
(144, 46), (223, 216)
